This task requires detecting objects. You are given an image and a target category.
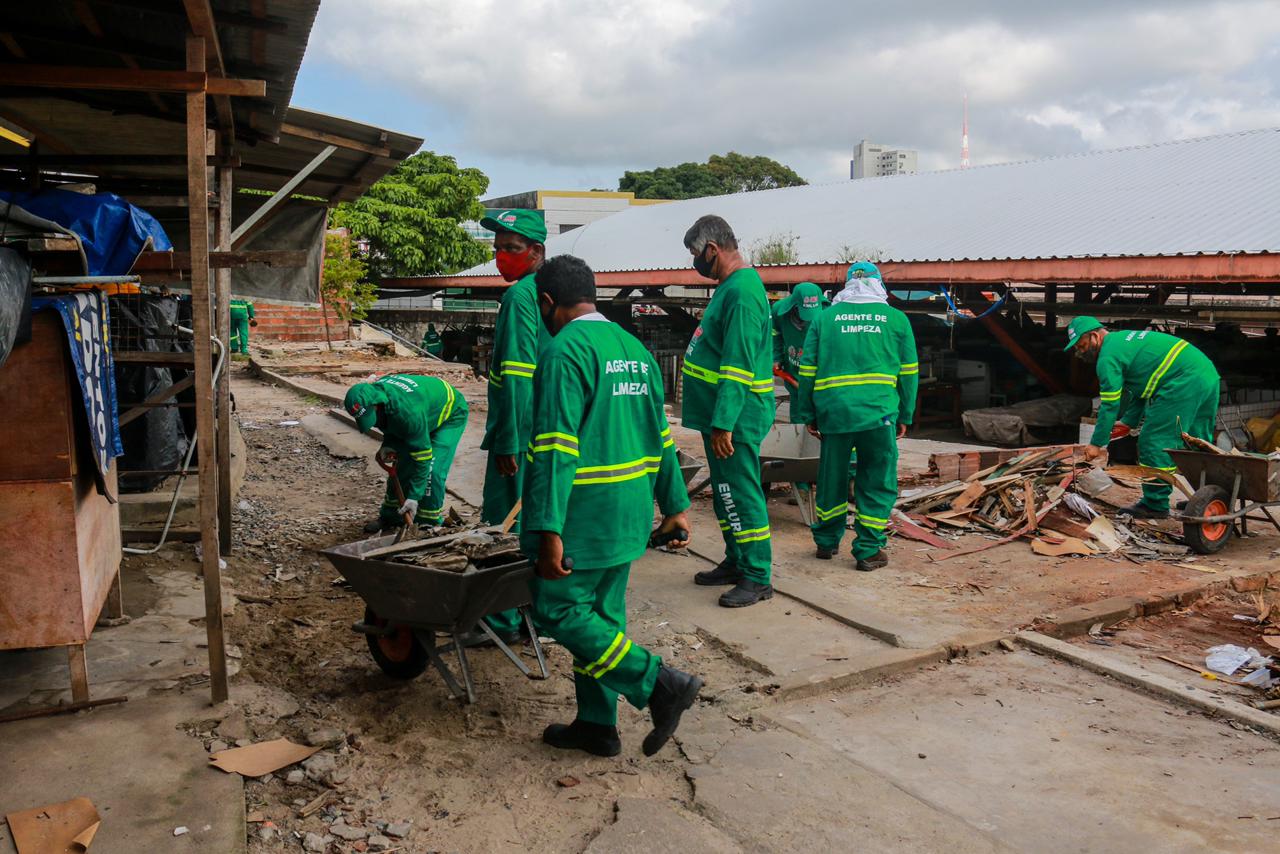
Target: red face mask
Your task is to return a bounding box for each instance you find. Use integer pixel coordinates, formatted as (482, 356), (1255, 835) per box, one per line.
(495, 246), (535, 282)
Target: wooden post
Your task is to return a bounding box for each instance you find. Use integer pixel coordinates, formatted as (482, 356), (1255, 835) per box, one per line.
(68, 645), (89, 703)
(103, 570), (124, 620)
(1045, 282), (1058, 331)
(216, 161), (233, 555)
(187, 36), (229, 704)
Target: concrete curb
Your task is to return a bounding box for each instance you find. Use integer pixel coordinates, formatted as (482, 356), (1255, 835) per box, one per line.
(249, 360), (343, 405)
(1016, 630), (1280, 740)
(773, 645), (952, 701)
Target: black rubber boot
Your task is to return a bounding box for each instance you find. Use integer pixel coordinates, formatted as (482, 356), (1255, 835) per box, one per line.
(642, 666), (703, 756)
(694, 559), (742, 586)
(364, 518), (403, 534)
(816, 546), (835, 560)
(543, 720), (622, 757)
(718, 580), (774, 608)
(855, 550), (889, 572)
(1120, 502), (1169, 520)
(458, 625), (521, 648)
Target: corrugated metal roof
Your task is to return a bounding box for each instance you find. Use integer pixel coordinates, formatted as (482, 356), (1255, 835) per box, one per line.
(463, 128), (1280, 275)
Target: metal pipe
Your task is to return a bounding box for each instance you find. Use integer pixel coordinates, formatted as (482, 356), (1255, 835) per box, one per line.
(357, 319), (443, 362)
(34, 275), (141, 284)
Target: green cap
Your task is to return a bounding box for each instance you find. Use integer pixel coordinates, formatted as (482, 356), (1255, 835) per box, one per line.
(343, 382), (386, 433)
(789, 282), (825, 322)
(1063, 316), (1104, 351)
(480, 209), (547, 244)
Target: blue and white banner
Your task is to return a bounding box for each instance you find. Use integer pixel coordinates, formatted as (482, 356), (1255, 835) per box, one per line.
(32, 292), (123, 495)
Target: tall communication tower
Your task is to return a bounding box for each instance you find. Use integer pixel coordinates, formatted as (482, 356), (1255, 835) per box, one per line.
(961, 93), (971, 169)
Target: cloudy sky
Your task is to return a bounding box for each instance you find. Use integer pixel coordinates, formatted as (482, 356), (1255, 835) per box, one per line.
(293, 0), (1280, 198)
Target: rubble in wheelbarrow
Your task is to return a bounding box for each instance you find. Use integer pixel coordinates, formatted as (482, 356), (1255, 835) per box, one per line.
(894, 445), (1190, 561)
(388, 531), (523, 573)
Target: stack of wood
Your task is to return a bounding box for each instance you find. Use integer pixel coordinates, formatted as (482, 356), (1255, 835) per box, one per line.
(893, 445), (1131, 560)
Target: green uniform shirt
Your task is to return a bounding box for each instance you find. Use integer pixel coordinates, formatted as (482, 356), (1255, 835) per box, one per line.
(771, 297), (828, 380)
(482, 273), (550, 455)
(229, 298), (255, 320)
(680, 267), (774, 443)
(793, 300), (919, 431)
(370, 373), (466, 503)
(521, 316), (690, 568)
(1090, 330), (1219, 446)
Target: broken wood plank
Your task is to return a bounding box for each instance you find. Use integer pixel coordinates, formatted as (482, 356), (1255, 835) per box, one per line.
(890, 510), (957, 549)
(1040, 508), (1095, 540)
(951, 481), (988, 511)
(930, 498), (1062, 561)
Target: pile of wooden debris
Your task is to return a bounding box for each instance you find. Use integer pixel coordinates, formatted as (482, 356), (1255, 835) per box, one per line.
(892, 444), (1189, 562)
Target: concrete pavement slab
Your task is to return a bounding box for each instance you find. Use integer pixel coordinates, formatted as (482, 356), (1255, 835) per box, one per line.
(586, 797), (743, 853)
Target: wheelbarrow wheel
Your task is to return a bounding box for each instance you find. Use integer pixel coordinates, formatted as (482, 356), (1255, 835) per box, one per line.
(1182, 485), (1234, 555)
(364, 605), (428, 679)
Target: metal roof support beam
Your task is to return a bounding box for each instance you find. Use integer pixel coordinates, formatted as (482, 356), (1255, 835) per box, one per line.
(278, 121), (392, 157)
(230, 144), (336, 248)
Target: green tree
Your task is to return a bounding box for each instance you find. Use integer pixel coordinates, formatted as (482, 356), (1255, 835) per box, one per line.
(332, 151), (490, 279)
(321, 231), (375, 321)
(619, 152), (807, 200)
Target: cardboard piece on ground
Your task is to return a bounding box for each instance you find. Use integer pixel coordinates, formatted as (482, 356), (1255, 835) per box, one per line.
(1262, 636), (1280, 651)
(209, 738), (319, 777)
(1032, 536), (1097, 557)
(6, 797), (101, 853)
(1085, 516), (1122, 552)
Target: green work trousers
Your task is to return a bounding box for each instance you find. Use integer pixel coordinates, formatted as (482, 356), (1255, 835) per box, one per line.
(1136, 379), (1219, 512)
(378, 407), (467, 527)
(703, 433), (772, 585)
(230, 315), (250, 353)
(812, 424), (898, 560)
(481, 450), (527, 635)
(531, 563), (660, 726)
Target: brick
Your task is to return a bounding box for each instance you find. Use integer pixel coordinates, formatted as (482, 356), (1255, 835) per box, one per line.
(1231, 574), (1270, 593)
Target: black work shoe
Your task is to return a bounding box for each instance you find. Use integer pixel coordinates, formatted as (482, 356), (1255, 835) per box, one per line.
(543, 720), (621, 757)
(855, 550), (889, 572)
(816, 546), (835, 560)
(458, 626), (521, 648)
(1120, 502), (1169, 520)
(694, 559), (742, 586)
(643, 666), (703, 757)
(364, 518), (403, 534)
(718, 580), (774, 608)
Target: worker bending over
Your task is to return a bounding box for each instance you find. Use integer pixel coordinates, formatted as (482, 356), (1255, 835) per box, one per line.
(681, 215), (775, 608)
(479, 209), (550, 637)
(1066, 316), (1220, 518)
(343, 374), (468, 533)
(794, 262), (918, 570)
(523, 255), (701, 757)
(771, 281), (826, 400)
(229, 297), (256, 354)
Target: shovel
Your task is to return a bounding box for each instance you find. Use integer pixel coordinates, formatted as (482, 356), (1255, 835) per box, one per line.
(376, 451), (417, 544)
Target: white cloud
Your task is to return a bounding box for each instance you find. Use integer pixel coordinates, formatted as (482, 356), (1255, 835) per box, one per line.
(308, 0), (1280, 185)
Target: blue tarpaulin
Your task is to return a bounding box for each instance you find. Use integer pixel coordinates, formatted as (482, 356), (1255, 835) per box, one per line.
(32, 292), (123, 500)
(0, 189), (172, 276)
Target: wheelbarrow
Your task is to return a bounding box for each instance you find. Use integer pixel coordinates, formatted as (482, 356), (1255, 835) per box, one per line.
(1167, 448), (1280, 554)
(322, 529), (548, 703)
(759, 423), (823, 526)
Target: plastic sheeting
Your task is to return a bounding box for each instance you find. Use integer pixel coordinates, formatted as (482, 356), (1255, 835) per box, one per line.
(0, 189), (172, 276)
(229, 200), (325, 305)
(0, 247), (31, 369)
(962, 395), (1093, 446)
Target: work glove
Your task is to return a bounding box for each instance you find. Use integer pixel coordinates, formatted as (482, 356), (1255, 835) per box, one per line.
(398, 498), (418, 518)
(376, 447), (396, 468)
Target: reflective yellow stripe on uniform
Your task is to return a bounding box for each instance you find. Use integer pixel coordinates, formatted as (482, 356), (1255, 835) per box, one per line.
(410, 449), (433, 460)
(900, 362), (919, 375)
(797, 365), (817, 377)
(815, 502), (848, 521)
(733, 525), (771, 543)
(750, 379), (773, 394)
(1099, 390), (1122, 402)
(682, 361), (719, 384)
(573, 455), (662, 484)
(437, 383), (455, 426)
(856, 512), (890, 530)
(501, 359), (537, 379)
(574, 631), (631, 678)
(719, 364), (754, 386)
(1141, 340), (1187, 399)
(660, 425), (674, 448)
(530, 431), (580, 457)
(814, 373), (898, 390)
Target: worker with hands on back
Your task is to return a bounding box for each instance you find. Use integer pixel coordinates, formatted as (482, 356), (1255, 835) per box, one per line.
(679, 215), (775, 608)
(522, 254), (701, 758)
(343, 374), (468, 532)
(1066, 316), (1220, 518)
(793, 262), (918, 570)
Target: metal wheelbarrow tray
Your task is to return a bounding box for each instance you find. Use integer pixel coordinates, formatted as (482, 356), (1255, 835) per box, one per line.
(1166, 448), (1280, 555)
(759, 423), (823, 526)
(322, 529), (548, 703)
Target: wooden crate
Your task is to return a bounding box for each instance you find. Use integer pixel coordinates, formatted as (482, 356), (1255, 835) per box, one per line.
(0, 312), (121, 697)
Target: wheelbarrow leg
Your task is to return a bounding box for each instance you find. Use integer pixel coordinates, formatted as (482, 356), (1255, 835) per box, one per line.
(1230, 473), (1245, 536)
(477, 620), (533, 677)
(521, 605), (549, 679)
(453, 635), (477, 704)
(417, 631), (469, 702)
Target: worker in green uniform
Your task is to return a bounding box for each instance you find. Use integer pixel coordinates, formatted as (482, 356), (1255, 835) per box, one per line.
(343, 373), (469, 532)
(680, 215), (775, 608)
(793, 262), (918, 570)
(771, 282), (826, 394)
(420, 323), (444, 357)
(229, 297), (256, 354)
(479, 208), (550, 638)
(1067, 316), (1220, 518)
(523, 254), (702, 757)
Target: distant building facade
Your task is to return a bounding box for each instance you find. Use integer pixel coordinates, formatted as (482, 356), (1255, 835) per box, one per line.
(850, 140), (918, 179)
(465, 190), (671, 244)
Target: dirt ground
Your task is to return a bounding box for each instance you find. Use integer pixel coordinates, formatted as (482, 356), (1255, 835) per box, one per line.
(214, 366), (761, 853)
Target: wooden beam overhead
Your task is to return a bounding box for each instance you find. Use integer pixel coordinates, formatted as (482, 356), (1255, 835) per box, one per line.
(182, 0), (235, 140)
(0, 64), (264, 96)
(278, 122), (391, 157)
(88, 0), (290, 34)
